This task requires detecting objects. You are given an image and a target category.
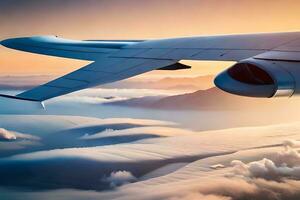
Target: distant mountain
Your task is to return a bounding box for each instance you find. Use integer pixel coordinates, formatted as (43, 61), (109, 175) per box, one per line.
(0, 75), (214, 91)
(103, 75), (214, 91)
(107, 87), (300, 111)
(152, 75), (214, 90)
(150, 87), (261, 110)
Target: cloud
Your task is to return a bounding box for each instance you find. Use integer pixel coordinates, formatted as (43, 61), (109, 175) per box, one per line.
(168, 193), (230, 200)
(0, 128), (39, 141)
(2, 138), (300, 200)
(102, 171), (137, 188)
(80, 126), (194, 140)
(4, 117), (300, 200)
(150, 175), (300, 200)
(194, 143), (300, 200)
(198, 177), (300, 200)
(49, 88), (180, 105)
(232, 158), (300, 180)
(210, 164), (225, 170)
(232, 142), (300, 180)
(111, 176), (300, 200)
(283, 139), (300, 148)
(0, 128), (16, 140)
(142, 143), (300, 200)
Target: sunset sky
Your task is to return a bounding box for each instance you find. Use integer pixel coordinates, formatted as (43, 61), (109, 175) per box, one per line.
(1, 0), (300, 77)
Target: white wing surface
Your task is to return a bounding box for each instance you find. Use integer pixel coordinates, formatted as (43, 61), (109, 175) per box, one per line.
(2, 32), (300, 102)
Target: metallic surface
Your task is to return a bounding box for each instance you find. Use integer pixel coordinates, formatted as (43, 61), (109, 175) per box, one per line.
(2, 32), (300, 103)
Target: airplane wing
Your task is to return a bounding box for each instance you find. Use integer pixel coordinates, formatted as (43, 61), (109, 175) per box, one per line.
(1, 32), (300, 103)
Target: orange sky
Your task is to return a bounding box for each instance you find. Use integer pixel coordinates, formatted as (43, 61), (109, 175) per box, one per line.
(0, 0), (300, 78)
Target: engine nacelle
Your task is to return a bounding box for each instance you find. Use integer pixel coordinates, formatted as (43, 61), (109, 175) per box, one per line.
(214, 58), (296, 98)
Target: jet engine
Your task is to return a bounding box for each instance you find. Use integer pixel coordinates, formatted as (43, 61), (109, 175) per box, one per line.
(214, 58), (297, 98)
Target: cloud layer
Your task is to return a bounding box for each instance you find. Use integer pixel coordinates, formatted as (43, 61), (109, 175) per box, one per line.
(1, 115), (300, 200)
(90, 140), (300, 200)
(49, 88), (181, 105)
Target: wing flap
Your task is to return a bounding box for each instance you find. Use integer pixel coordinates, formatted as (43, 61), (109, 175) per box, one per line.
(157, 63), (191, 70)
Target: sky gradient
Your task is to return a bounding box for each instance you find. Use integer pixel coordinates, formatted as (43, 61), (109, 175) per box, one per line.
(1, 0), (300, 77)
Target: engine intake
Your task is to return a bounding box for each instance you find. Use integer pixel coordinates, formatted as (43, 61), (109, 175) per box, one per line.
(214, 58), (295, 98)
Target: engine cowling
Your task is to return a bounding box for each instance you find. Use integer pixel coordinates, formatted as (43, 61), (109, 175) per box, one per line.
(214, 58), (296, 98)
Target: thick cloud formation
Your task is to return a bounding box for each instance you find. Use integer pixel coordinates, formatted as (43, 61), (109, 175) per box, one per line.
(232, 140), (300, 180)
(193, 141), (300, 200)
(102, 171), (137, 188)
(232, 158), (300, 180)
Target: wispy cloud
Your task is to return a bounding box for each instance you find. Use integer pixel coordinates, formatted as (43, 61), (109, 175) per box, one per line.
(49, 88), (182, 105)
(80, 126), (193, 140)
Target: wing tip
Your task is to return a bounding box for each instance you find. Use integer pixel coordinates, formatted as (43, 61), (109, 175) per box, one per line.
(0, 94), (45, 110)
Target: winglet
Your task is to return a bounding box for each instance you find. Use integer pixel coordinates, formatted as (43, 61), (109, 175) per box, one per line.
(0, 94), (45, 110)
